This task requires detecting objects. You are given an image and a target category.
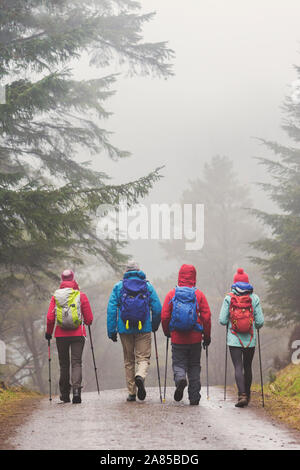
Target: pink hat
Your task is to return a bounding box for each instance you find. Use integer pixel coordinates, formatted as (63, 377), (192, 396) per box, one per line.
(233, 268), (249, 283)
(61, 269), (74, 281)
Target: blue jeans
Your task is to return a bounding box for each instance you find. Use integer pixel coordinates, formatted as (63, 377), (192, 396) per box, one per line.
(172, 342), (202, 402)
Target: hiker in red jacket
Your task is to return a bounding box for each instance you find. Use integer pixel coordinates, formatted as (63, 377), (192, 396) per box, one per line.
(45, 270), (93, 404)
(161, 264), (211, 405)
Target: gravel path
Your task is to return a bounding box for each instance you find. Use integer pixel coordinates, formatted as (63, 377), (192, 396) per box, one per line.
(8, 386), (300, 450)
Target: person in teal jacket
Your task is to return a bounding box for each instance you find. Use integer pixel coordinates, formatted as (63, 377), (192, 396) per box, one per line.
(107, 261), (162, 402)
(219, 268), (264, 408)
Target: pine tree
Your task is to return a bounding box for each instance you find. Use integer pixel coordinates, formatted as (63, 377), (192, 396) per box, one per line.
(251, 66), (300, 327)
(0, 0), (173, 290)
(160, 156), (263, 385)
(162, 155), (260, 297)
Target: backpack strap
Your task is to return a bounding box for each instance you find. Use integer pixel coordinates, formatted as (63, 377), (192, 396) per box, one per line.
(193, 287), (200, 311)
(168, 286), (177, 305)
(230, 328), (254, 348)
(192, 287), (202, 330)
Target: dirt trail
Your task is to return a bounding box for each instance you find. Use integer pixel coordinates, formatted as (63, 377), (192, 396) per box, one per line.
(7, 387), (300, 450)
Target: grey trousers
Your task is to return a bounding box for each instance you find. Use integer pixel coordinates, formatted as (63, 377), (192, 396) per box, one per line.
(56, 336), (85, 395)
(172, 342), (202, 402)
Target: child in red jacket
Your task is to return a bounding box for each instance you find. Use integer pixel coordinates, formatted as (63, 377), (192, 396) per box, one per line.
(161, 264), (211, 405)
(45, 270), (93, 404)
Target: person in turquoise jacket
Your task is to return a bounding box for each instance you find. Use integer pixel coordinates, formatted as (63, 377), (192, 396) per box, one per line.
(107, 261), (162, 402)
(219, 268), (264, 408)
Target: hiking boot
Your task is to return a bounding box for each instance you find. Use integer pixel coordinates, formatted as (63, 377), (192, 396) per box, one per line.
(246, 392), (251, 405)
(59, 394), (71, 403)
(135, 376), (146, 401)
(72, 387), (82, 404)
(189, 400), (200, 406)
(235, 393), (248, 408)
(126, 394), (136, 402)
(174, 379), (187, 402)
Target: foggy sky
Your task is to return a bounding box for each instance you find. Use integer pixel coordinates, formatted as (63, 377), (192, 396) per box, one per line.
(74, 0), (300, 278)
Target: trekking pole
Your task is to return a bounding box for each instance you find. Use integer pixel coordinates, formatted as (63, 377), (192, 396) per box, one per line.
(163, 336), (169, 403)
(257, 329), (265, 408)
(88, 325), (100, 395)
(224, 326), (228, 401)
(153, 331), (163, 403)
(47, 340), (52, 403)
(206, 345), (209, 400)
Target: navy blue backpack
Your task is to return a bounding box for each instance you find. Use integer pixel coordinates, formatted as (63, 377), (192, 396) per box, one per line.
(120, 278), (150, 330)
(169, 286), (203, 333)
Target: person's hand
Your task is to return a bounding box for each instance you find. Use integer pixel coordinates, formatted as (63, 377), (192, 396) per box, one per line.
(45, 333), (52, 341)
(203, 337), (211, 349)
(152, 325), (159, 333)
(110, 332), (118, 342)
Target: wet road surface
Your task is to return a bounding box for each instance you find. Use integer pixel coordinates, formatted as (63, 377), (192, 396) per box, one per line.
(9, 387), (300, 450)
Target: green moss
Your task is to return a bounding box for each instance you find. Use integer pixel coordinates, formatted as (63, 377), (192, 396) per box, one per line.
(289, 377), (300, 396)
(267, 364), (300, 397)
(0, 385), (43, 449)
(252, 363), (300, 431)
(0, 386), (42, 409)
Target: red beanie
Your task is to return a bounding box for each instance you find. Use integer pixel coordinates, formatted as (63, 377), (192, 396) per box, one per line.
(233, 268), (249, 283)
(61, 269), (74, 281)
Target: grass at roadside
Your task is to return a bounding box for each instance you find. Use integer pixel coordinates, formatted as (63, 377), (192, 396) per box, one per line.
(251, 363), (300, 431)
(0, 384), (43, 449)
(0, 384), (42, 415)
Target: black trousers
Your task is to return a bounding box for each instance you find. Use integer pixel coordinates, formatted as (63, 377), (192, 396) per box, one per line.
(56, 336), (85, 395)
(172, 343), (202, 402)
(229, 346), (255, 396)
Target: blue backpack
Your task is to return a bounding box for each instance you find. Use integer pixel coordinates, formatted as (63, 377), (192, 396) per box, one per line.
(120, 278), (150, 330)
(169, 286), (203, 333)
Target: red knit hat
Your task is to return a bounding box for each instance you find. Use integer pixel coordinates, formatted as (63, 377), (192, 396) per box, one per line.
(61, 269), (74, 281)
(233, 268), (249, 283)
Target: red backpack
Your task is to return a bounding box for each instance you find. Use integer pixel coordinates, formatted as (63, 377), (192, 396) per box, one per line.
(229, 293), (254, 348)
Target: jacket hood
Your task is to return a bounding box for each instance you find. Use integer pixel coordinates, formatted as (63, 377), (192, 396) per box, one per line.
(123, 270), (146, 280)
(178, 264), (196, 287)
(59, 280), (80, 291)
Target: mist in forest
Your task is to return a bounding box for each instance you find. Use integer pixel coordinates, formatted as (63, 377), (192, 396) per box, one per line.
(80, 1), (300, 391)
(72, 0), (300, 277)
(1, 0), (300, 394)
